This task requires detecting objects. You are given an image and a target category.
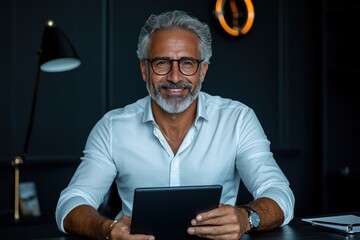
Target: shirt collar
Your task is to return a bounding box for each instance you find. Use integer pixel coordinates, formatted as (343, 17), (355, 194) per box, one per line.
(195, 92), (208, 125)
(143, 96), (154, 123)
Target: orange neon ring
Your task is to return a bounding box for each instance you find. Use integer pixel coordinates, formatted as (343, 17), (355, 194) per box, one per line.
(215, 0), (255, 36)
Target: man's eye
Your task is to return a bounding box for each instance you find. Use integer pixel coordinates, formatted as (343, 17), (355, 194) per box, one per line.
(155, 60), (170, 67)
(181, 60), (195, 67)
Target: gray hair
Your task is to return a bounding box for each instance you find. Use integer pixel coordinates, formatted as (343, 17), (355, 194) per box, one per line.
(136, 10), (212, 63)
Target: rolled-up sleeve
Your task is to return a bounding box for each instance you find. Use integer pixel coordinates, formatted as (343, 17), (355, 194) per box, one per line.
(236, 108), (295, 225)
(55, 116), (118, 232)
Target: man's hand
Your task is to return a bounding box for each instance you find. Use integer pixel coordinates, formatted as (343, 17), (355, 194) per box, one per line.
(187, 204), (249, 240)
(110, 215), (155, 240)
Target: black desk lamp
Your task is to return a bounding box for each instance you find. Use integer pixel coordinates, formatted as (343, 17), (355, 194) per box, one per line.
(11, 19), (81, 222)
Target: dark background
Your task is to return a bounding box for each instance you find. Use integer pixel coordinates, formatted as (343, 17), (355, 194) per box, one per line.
(0, 0), (359, 229)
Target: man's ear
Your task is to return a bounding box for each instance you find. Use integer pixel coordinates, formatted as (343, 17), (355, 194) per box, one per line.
(200, 62), (209, 82)
(140, 59), (147, 82)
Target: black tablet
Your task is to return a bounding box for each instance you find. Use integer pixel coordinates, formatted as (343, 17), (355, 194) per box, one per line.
(130, 184), (223, 240)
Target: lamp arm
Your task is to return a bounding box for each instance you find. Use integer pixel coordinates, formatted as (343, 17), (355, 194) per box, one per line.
(22, 55), (42, 157)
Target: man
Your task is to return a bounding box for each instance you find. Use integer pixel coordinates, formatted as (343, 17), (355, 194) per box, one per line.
(56, 10), (295, 240)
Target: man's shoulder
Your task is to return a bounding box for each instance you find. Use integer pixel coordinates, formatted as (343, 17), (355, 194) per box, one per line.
(103, 96), (149, 120)
(200, 92), (249, 111)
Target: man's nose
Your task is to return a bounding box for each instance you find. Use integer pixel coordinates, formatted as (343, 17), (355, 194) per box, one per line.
(168, 61), (182, 81)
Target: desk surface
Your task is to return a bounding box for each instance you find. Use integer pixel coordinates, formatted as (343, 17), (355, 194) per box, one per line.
(2, 214), (360, 240)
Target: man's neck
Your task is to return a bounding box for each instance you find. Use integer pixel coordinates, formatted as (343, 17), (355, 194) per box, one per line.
(152, 100), (197, 153)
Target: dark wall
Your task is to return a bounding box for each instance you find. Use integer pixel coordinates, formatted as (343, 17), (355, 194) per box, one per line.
(2, 0), (355, 227)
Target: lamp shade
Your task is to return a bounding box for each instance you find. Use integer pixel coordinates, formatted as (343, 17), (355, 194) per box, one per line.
(39, 20), (81, 72)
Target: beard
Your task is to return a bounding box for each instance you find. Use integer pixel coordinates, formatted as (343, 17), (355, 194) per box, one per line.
(146, 77), (202, 114)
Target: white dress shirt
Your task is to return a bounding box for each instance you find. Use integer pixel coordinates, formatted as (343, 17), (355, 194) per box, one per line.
(55, 91), (295, 232)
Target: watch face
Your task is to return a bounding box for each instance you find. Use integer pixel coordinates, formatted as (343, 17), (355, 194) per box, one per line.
(250, 211), (260, 228)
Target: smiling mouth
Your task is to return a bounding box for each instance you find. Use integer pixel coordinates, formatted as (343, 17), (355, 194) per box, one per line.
(162, 87), (188, 96)
(167, 88), (183, 92)
(159, 82), (191, 94)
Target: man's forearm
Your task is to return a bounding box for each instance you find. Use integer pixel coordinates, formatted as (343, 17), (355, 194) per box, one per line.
(64, 204), (113, 240)
(247, 197), (285, 231)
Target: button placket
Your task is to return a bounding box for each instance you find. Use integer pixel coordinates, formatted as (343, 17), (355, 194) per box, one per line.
(169, 156), (180, 186)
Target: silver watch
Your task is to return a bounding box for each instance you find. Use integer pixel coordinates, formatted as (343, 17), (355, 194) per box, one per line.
(239, 205), (260, 231)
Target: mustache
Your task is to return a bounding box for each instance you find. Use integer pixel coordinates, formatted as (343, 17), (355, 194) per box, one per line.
(157, 81), (192, 90)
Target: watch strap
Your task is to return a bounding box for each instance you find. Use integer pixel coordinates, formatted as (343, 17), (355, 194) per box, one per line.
(238, 205), (259, 231)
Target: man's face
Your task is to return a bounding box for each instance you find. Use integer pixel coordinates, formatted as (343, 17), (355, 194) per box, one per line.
(140, 29), (208, 114)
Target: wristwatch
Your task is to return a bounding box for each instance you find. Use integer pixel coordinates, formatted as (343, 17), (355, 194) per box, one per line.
(239, 205), (260, 231)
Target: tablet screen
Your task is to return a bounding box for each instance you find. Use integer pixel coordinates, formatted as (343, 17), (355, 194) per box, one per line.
(130, 185), (222, 240)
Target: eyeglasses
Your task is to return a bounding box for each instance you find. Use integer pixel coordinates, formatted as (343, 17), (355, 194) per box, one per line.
(145, 57), (204, 76)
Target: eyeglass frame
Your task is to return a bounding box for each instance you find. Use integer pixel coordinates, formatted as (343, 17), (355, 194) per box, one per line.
(144, 57), (204, 76)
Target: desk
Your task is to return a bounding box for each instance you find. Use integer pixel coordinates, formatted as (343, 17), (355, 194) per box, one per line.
(241, 216), (360, 240)
(2, 214), (360, 240)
